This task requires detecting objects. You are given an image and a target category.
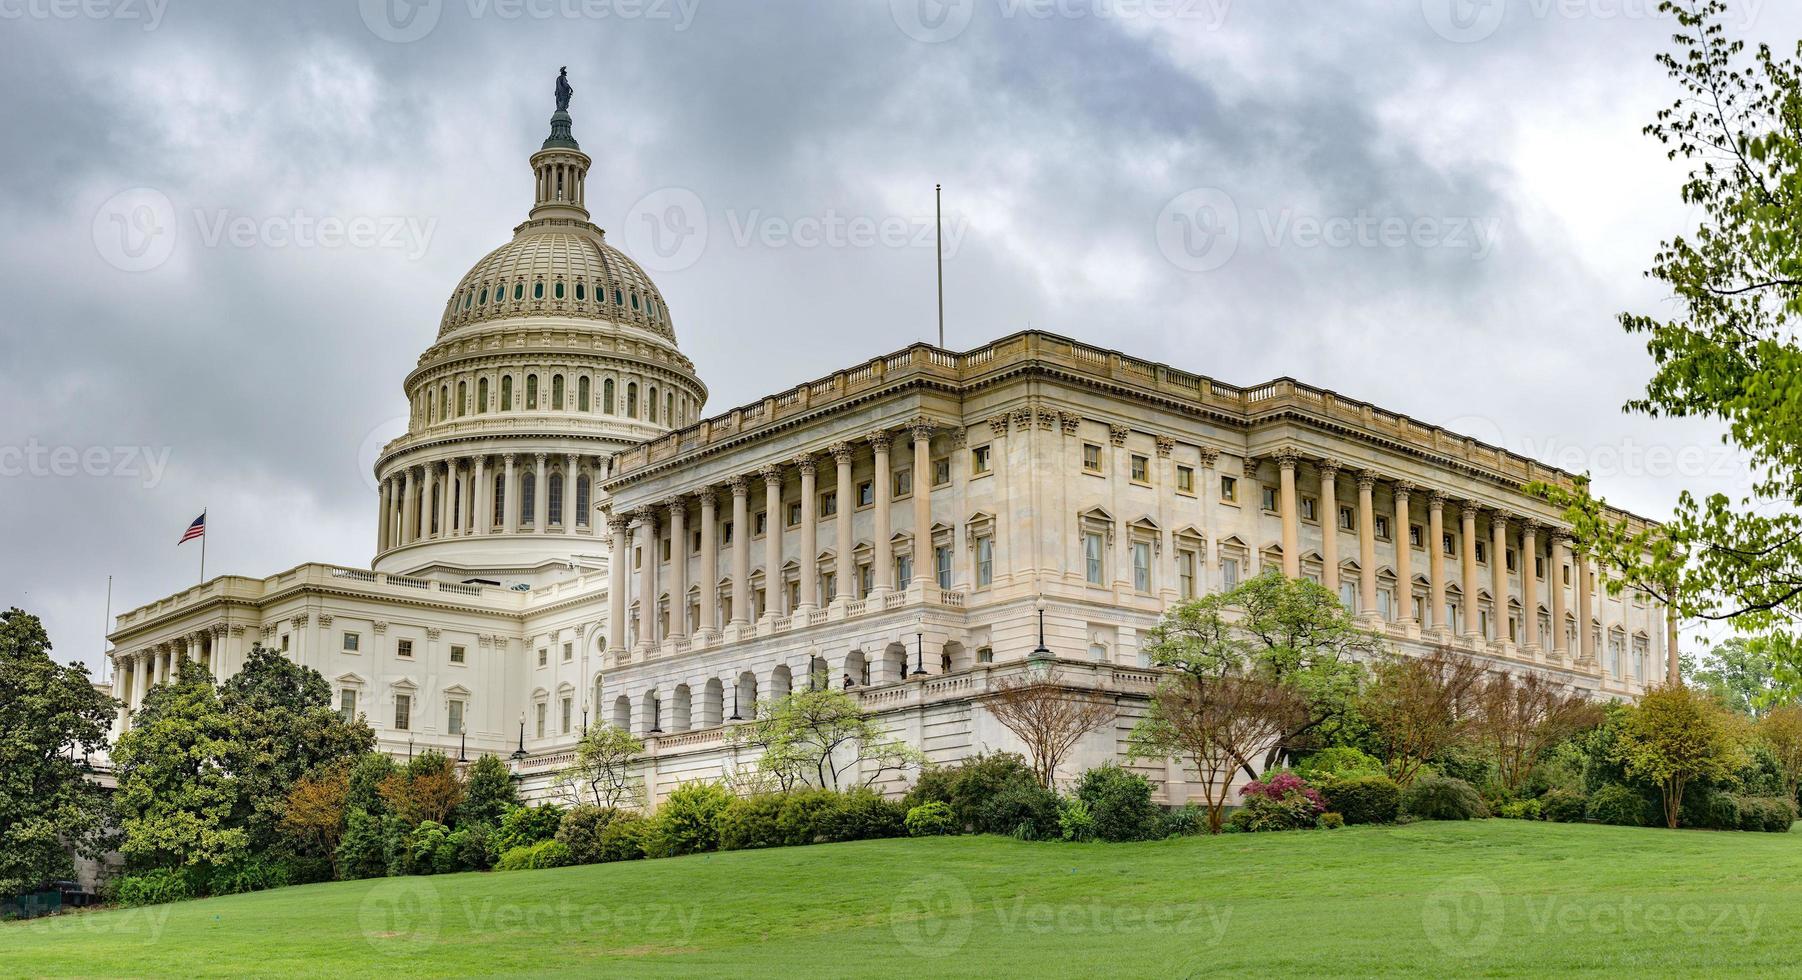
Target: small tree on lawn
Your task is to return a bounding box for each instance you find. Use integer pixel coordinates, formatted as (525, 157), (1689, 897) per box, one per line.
(555, 725), (645, 809)
(378, 751), (464, 826)
(1613, 683), (1745, 829)
(280, 764), (350, 876)
(1359, 647), (1487, 788)
(457, 754), (519, 826)
(1755, 704), (1802, 802)
(1473, 669), (1604, 795)
(729, 689), (924, 790)
(983, 670), (1116, 789)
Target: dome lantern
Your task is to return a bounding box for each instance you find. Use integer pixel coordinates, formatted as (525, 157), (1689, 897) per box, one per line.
(529, 67), (590, 223)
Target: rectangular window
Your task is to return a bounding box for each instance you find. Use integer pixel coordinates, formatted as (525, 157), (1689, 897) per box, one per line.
(935, 545), (953, 589)
(787, 502), (802, 527)
(1475, 541), (1488, 564)
(1378, 588), (1393, 620)
(281, 634), (290, 652)
(561, 697), (573, 734)
(1535, 555), (1544, 578)
(722, 521), (734, 545)
(857, 481), (875, 507)
(1409, 524), (1423, 548)
(971, 445), (992, 475)
(859, 565), (873, 598)
(1220, 475), (1238, 502)
(693, 530), (702, 553)
(975, 536), (994, 587)
(1262, 486), (1279, 512)
(1084, 532), (1106, 585)
(1443, 533), (1456, 556)
(537, 647), (547, 667)
(1222, 557), (1241, 589)
(396, 639), (413, 658)
(449, 644), (465, 664)
(1178, 550), (1196, 598)
(932, 457), (951, 487)
(562, 642), (573, 662)
(896, 554), (913, 585)
(1339, 505), (1355, 530)
(535, 702), (546, 739)
(1375, 515), (1390, 539)
(1130, 454), (1149, 483)
(394, 694), (411, 731)
(754, 512), (768, 536)
(1300, 497), (1317, 522)
(1176, 465), (1195, 493)
(1082, 444), (1103, 472)
(893, 469), (913, 499)
(661, 536), (671, 561)
(1132, 541), (1152, 592)
(1506, 548), (1517, 572)
(338, 689), (357, 723)
(820, 493), (837, 517)
(1339, 581), (1357, 611)
(342, 632), (360, 653)
(447, 699), (464, 736)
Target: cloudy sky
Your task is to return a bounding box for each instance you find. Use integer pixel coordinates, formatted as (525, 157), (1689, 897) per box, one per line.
(2, 0), (1791, 673)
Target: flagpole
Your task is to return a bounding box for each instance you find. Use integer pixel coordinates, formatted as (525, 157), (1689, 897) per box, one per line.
(199, 507), (207, 585)
(935, 183), (944, 349)
(102, 575), (112, 682)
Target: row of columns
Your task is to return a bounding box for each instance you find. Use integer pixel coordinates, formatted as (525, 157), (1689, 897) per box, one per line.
(379, 451), (600, 553)
(112, 628), (224, 717)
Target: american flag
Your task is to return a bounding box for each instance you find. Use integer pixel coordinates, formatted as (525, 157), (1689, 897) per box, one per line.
(179, 512), (206, 545)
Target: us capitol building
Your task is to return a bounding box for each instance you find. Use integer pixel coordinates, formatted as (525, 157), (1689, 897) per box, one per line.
(105, 87), (1678, 804)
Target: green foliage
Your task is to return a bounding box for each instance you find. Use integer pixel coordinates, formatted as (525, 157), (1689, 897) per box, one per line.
(555, 806), (625, 864)
(0, 608), (118, 898)
(1587, 784), (1653, 827)
(345, 753), (397, 816)
(457, 755), (518, 827)
(334, 809), (391, 880)
(645, 783), (731, 857)
(595, 813), (649, 862)
(111, 868), (194, 907)
(1227, 794), (1320, 832)
(555, 726), (644, 809)
(730, 689), (924, 791)
(1401, 776), (1487, 821)
(977, 783), (1061, 840)
(407, 821), (460, 875)
(1613, 684), (1745, 828)
(1159, 804), (1210, 838)
(205, 855), (289, 896)
(1686, 640), (1778, 716)
(904, 802), (957, 838)
(1321, 776), (1401, 826)
(1540, 789), (1589, 824)
(718, 795), (786, 851)
(1495, 799), (1544, 821)
(495, 840), (575, 871)
(902, 753), (1037, 832)
(1295, 747), (1385, 783)
(1317, 812), (1345, 830)
(1074, 765), (1161, 842)
(1737, 795), (1798, 832)
(448, 823), (497, 871)
(494, 803), (565, 853)
(820, 789), (906, 842)
(1680, 787), (1741, 831)
(774, 788), (844, 847)
(1057, 797), (1094, 842)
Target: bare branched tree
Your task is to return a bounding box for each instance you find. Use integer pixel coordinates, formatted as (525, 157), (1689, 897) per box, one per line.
(1474, 670), (1604, 794)
(1359, 646), (1487, 788)
(983, 670), (1117, 789)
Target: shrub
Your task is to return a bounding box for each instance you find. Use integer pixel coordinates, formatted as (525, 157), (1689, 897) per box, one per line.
(1228, 793), (1321, 832)
(644, 783), (732, 858)
(1586, 784), (1650, 827)
(1159, 804), (1209, 838)
(776, 788), (846, 847)
(1321, 776), (1401, 826)
(1402, 776), (1488, 821)
(555, 806), (624, 864)
(1494, 798), (1543, 821)
(1738, 795), (1799, 833)
(717, 795), (786, 851)
(1318, 812), (1345, 829)
(596, 813), (650, 862)
(495, 840), (575, 871)
(1539, 789), (1588, 823)
(206, 855), (289, 895)
(276, 856), (334, 887)
(905, 802), (958, 837)
(821, 789), (906, 842)
(113, 868), (195, 907)
(1680, 787), (1741, 831)
(904, 753), (1037, 831)
(1058, 797), (1095, 842)
(1075, 765), (1162, 842)
(448, 823), (497, 871)
(336, 808), (391, 880)
(1243, 773), (1326, 811)
(407, 821), (458, 875)
(978, 783), (1061, 840)
(495, 804), (566, 853)
(1296, 747), (1385, 782)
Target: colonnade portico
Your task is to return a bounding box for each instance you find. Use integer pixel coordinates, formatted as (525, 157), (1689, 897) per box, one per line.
(377, 450), (607, 553)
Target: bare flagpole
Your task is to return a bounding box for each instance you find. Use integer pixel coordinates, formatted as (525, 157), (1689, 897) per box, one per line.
(102, 574), (112, 682)
(199, 507), (207, 585)
(935, 183), (945, 349)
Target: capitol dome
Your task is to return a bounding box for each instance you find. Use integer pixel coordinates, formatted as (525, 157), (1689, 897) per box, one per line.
(436, 227), (677, 345)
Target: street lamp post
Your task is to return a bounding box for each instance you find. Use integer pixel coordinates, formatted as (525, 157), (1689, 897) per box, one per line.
(913, 617), (927, 677)
(1028, 596), (1055, 679)
(510, 714), (527, 763)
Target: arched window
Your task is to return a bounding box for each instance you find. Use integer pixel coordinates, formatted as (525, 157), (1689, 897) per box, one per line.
(552, 374), (565, 410)
(630, 291), (640, 311)
(603, 378), (615, 414)
(513, 282), (524, 301)
(533, 281), (544, 300)
(477, 377), (489, 413)
(548, 472), (564, 526)
(457, 381), (467, 417)
(492, 284), (503, 305)
(576, 475), (590, 527)
(665, 392), (674, 424)
(426, 393), (435, 424)
(439, 385), (448, 421)
(648, 386), (659, 423)
(626, 382), (639, 418)
(478, 287), (488, 304)
(614, 289), (624, 306)
(554, 281), (565, 300)
(501, 375), (513, 411)
(575, 282), (586, 302)
(526, 375), (538, 410)
(578, 377), (590, 412)
(521, 473), (536, 527)
(492, 473), (506, 527)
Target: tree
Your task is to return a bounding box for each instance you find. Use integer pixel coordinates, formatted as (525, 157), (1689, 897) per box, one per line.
(378, 751), (463, 826)
(1613, 683), (1745, 828)
(982, 670), (1116, 789)
(1143, 570), (1378, 777)
(1472, 669), (1604, 795)
(1756, 705), (1802, 801)
(1531, 1), (1802, 651)
(457, 754), (518, 825)
(1358, 647), (1487, 788)
(0, 608), (117, 896)
(554, 726), (645, 809)
(1684, 637), (1779, 715)
(111, 659), (249, 870)
(280, 764), (350, 876)
(729, 689), (924, 790)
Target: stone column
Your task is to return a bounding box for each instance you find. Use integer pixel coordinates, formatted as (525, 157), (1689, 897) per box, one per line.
(1460, 503), (1480, 638)
(871, 431), (893, 594)
(503, 454), (519, 534)
(377, 478), (392, 554)
(606, 513), (629, 652)
(797, 454), (818, 609)
(474, 455), (489, 533)
(1319, 460), (1340, 596)
(634, 509), (658, 648)
(1110, 425), (1131, 588)
(1393, 483), (1415, 625)
(448, 464), (462, 535)
(1491, 511), (1510, 643)
(665, 499), (688, 639)
(696, 489), (718, 635)
(1199, 448), (1220, 592)
(1156, 436), (1178, 602)
(1551, 532), (1571, 660)
(831, 442), (855, 602)
(533, 453), (549, 532)
(1428, 492), (1448, 634)
(422, 462), (438, 540)
(762, 464), (784, 616)
(1577, 554), (1596, 666)
(730, 477), (751, 625)
(563, 454), (578, 533)
(1521, 521), (1541, 653)
(1357, 470), (1378, 616)
(911, 420), (934, 586)
(1278, 452), (1301, 579)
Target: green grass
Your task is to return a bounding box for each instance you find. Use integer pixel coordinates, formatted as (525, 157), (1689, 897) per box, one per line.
(6, 821), (1800, 977)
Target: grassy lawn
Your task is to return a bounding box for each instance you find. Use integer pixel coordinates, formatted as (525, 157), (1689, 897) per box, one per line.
(4, 820), (1798, 978)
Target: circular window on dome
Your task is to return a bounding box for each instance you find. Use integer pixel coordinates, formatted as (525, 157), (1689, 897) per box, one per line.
(554, 281), (565, 300)
(513, 283), (524, 301)
(575, 282), (586, 301)
(533, 282), (544, 300)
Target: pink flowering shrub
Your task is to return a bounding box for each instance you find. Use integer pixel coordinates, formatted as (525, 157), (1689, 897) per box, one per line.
(1229, 772), (1327, 832)
(1240, 773), (1326, 814)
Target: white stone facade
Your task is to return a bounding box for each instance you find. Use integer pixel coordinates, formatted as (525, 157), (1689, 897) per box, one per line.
(104, 100), (1677, 806)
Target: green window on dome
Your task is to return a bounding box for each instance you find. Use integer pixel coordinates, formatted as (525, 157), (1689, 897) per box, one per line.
(533, 282), (544, 300)
(630, 292), (640, 310)
(526, 374), (538, 409)
(554, 281), (565, 300)
(513, 283), (524, 301)
(575, 283), (585, 301)
(614, 289), (623, 305)
(478, 288), (488, 304)
(501, 376), (513, 410)
(463, 291), (472, 309)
